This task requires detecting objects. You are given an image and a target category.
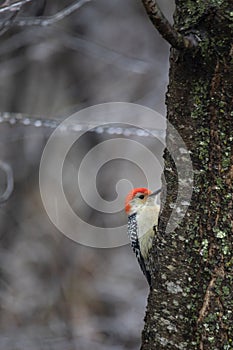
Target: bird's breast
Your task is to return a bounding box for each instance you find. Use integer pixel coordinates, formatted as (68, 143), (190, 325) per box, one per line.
(137, 205), (160, 258)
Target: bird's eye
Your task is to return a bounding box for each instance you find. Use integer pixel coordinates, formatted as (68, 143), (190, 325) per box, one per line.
(138, 194), (145, 199)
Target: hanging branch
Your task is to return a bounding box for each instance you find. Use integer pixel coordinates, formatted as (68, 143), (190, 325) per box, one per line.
(1, 0), (91, 27)
(0, 161), (14, 203)
(141, 0), (199, 50)
(0, 6), (19, 36)
(0, 0), (33, 14)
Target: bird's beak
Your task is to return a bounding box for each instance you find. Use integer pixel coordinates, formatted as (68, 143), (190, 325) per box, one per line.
(148, 188), (161, 197)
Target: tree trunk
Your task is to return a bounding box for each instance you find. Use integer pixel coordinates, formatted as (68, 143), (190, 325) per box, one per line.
(141, 1), (233, 349)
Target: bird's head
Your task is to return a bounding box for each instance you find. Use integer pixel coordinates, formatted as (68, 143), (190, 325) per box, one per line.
(124, 187), (161, 216)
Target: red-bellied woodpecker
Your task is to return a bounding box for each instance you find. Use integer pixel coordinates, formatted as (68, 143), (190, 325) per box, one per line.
(125, 187), (161, 287)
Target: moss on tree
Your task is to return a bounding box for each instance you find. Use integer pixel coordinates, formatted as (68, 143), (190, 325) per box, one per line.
(141, 1), (233, 349)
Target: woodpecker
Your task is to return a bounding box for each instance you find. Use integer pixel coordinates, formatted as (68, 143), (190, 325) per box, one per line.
(125, 187), (161, 287)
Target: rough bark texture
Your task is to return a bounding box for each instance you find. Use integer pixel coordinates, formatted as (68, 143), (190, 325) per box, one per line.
(141, 1), (233, 349)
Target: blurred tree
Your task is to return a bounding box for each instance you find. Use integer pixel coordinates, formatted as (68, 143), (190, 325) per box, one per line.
(141, 1), (233, 349)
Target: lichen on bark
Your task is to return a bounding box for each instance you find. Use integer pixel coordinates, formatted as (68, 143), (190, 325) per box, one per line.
(141, 1), (233, 349)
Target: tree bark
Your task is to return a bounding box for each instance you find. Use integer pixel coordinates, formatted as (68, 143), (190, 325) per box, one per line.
(141, 1), (233, 349)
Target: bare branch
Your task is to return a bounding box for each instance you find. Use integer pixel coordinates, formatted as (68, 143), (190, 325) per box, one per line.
(4, 0), (91, 27)
(0, 26), (150, 74)
(0, 4), (20, 36)
(0, 0), (33, 14)
(0, 112), (165, 139)
(62, 33), (150, 74)
(0, 161), (14, 203)
(141, 0), (198, 50)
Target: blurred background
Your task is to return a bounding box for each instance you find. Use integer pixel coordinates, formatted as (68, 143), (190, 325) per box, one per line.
(0, 0), (174, 349)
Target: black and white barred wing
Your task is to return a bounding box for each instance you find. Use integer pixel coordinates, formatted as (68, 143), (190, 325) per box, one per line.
(127, 213), (151, 286)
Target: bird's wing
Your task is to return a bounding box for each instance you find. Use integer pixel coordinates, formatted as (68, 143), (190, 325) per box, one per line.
(128, 213), (151, 286)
